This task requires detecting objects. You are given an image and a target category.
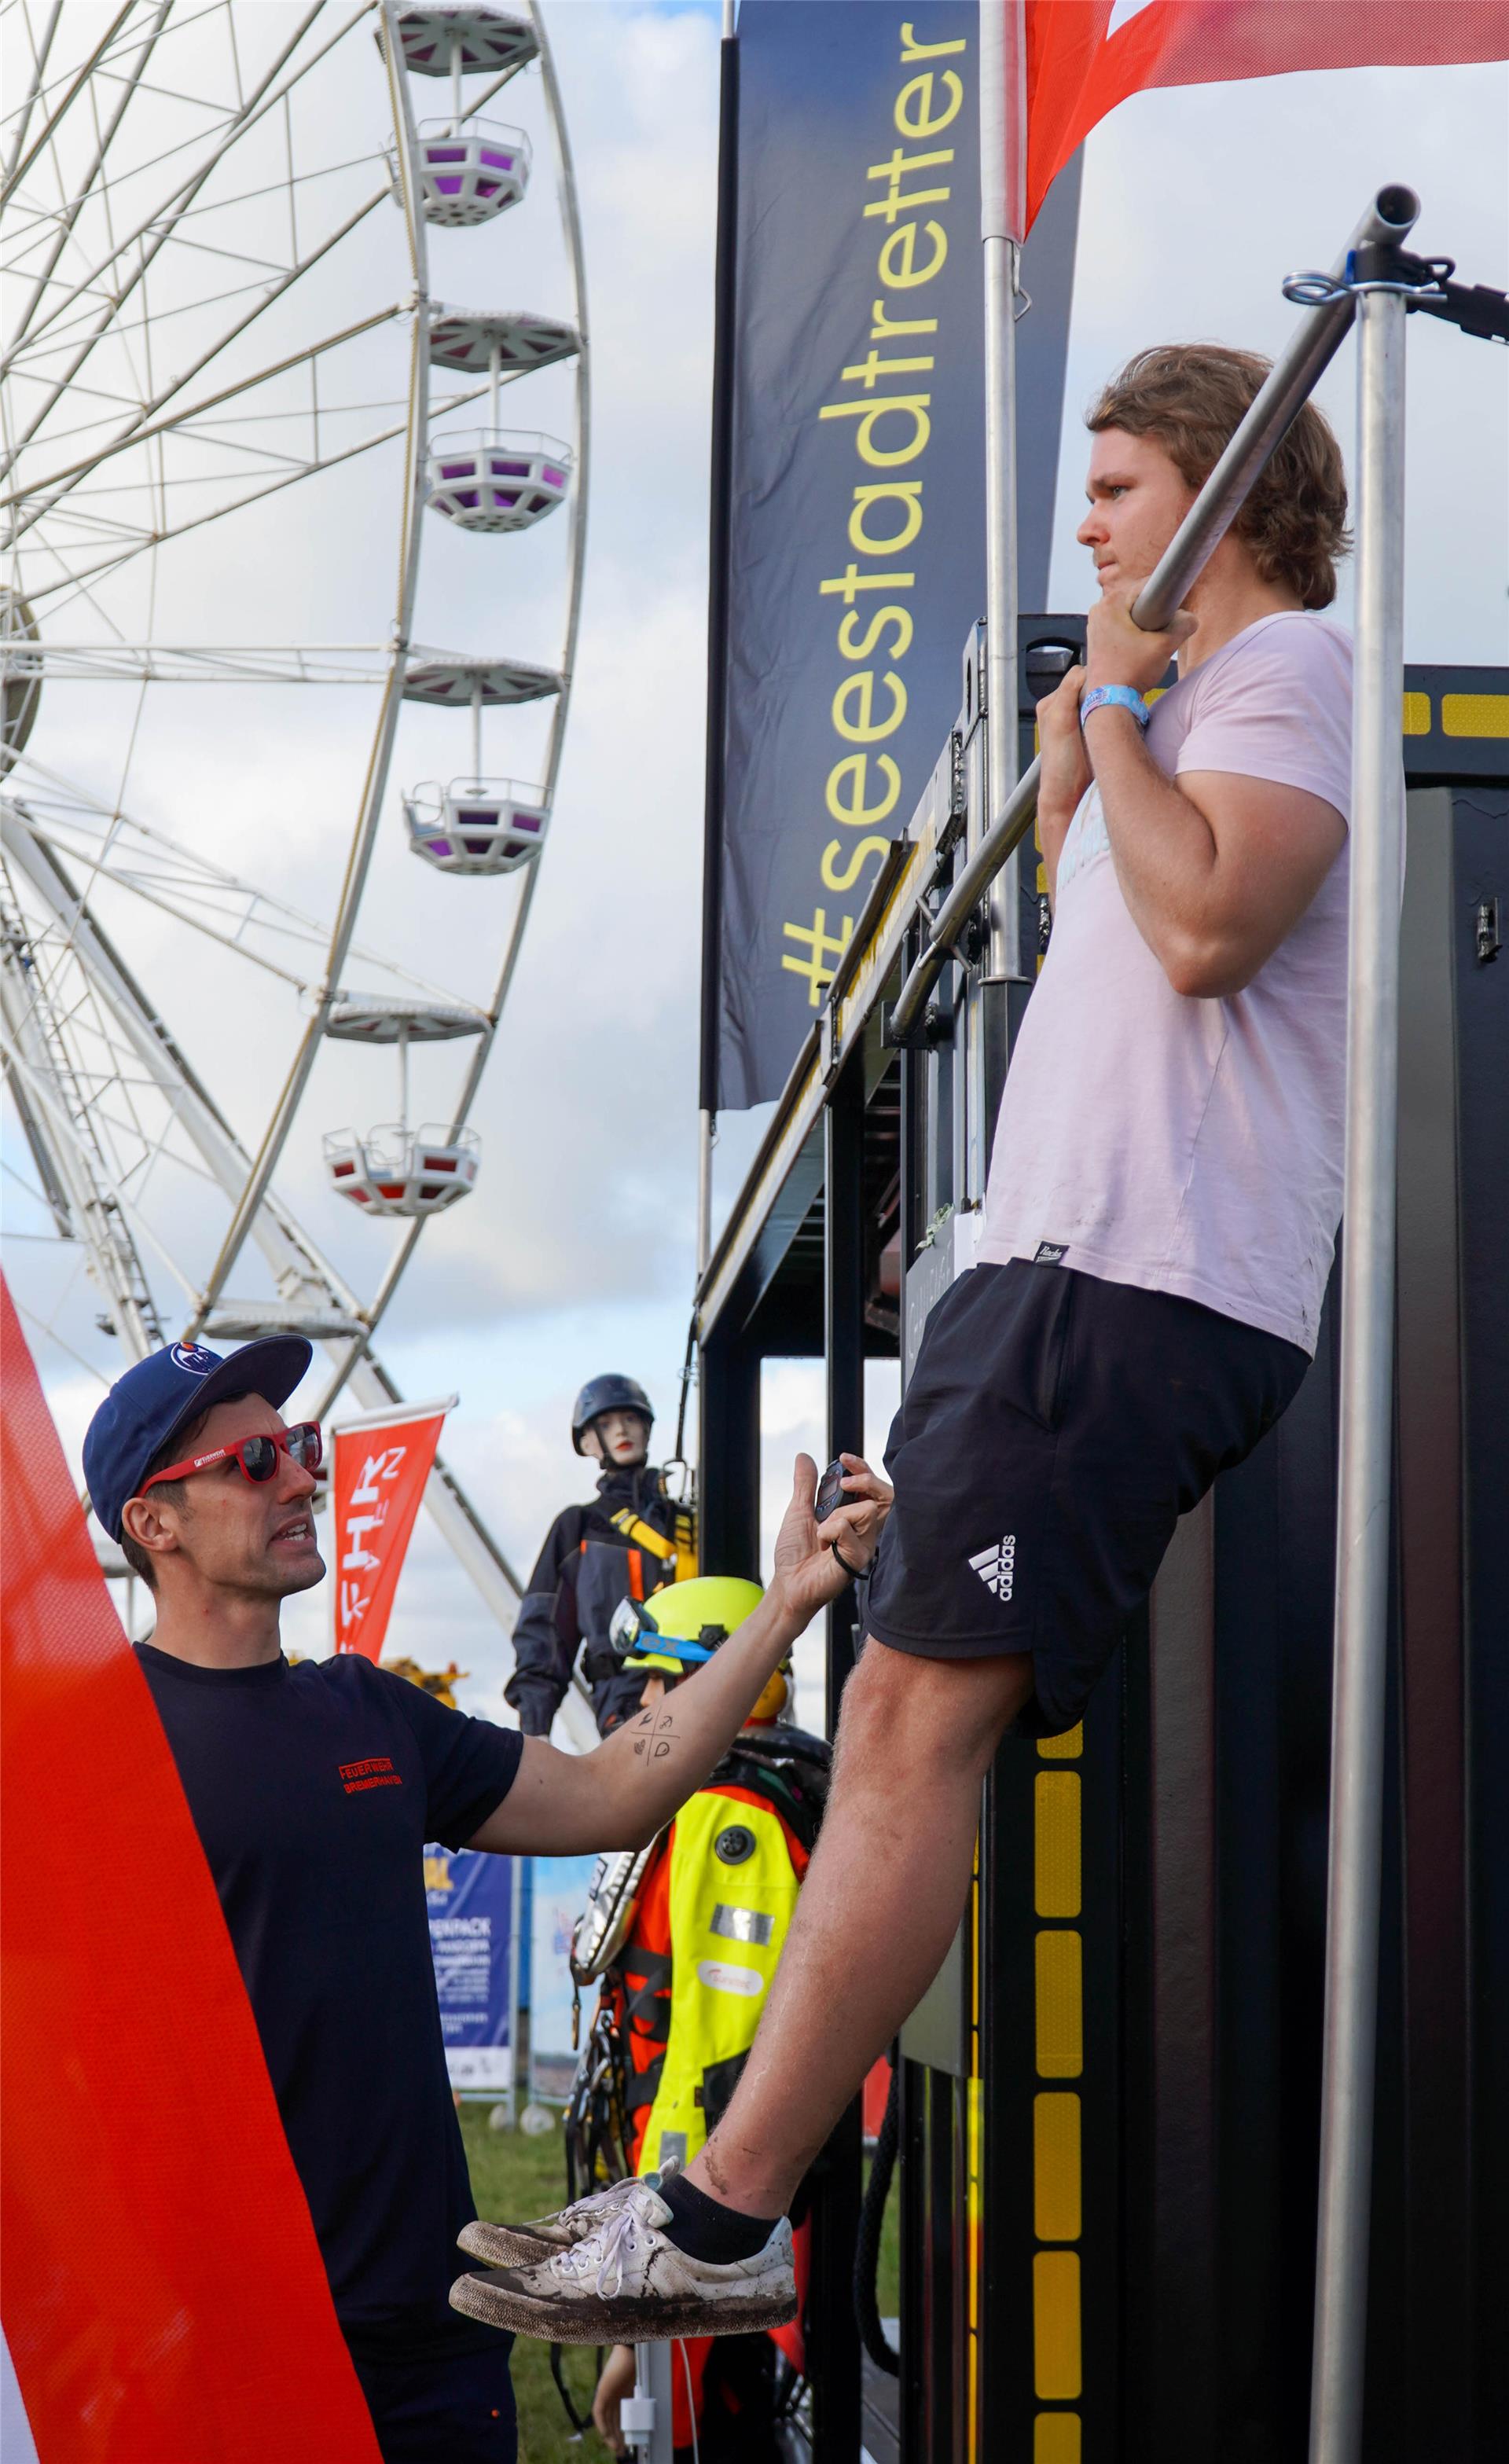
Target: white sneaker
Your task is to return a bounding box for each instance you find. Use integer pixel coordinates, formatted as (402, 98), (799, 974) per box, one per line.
(457, 2157), (680, 2269)
(450, 2180), (796, 2345)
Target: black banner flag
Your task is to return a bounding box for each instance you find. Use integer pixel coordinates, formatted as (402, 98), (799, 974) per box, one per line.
(705, 0), (1079, 1114)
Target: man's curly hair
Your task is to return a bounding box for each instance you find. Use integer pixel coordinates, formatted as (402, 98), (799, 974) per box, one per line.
(1087, 343), (1350, 611)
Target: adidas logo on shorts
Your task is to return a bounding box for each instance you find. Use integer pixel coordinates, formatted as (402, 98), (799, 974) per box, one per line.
(968, 1533), (1016, 1602)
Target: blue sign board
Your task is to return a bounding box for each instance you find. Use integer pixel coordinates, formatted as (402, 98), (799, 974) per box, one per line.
(424, 1843), (516, 2093)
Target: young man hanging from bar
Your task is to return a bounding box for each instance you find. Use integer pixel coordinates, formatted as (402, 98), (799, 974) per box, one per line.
(454, 344), (1354, 2344)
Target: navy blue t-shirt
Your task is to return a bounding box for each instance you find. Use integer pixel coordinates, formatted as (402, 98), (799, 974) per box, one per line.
(134, 1643), (522, 2360)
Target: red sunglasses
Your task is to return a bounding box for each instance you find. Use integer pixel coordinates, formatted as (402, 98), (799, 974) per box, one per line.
(138, 1421), (323, 1498)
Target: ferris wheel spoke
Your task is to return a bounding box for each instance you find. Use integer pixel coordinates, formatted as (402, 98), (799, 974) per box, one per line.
(6, 0), (356, 432)
(16, 369), (493, 607)
(2, 66), (373, 331)
(1, 2), (137, 211)
(6, 782), (481, 1018)
(18, 413), (406, 603)
(4, 279), (398, 531)
(7, 0), (339, 349)
(1, 0), (64, 196)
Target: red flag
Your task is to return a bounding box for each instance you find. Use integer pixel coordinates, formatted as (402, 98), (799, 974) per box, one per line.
(1022, 2), (1509, 230)
(332, 1400), (450, 1659)
(0, 1281), (380, 2462)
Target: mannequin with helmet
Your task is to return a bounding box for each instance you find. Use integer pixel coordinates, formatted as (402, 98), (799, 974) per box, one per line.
(475, 1574), (828, 2458)
(503, 1375), (697, 1739)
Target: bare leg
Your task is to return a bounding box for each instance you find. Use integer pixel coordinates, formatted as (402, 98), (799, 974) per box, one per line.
(688, 1634), (1033, 2218)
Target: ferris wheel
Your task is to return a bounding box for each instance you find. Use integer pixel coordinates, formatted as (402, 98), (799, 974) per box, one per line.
(0, 0), (591, 1702)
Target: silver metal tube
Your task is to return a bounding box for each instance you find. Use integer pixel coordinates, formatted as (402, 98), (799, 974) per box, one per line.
(505, 1850), (523, 2124)
(1307, 284), (1408, 2464)
(888, 185), (1419, 1047)
(970, 0), (1023, 1199)
(697, 1107), (714, 1280)
(888, 758), (1042, 1042)
(1134, 185), (1418, 630)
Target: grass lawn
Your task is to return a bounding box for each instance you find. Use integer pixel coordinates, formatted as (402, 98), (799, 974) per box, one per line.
(457, 2106), (901, 2464)
(458, 2108), (614, 2463)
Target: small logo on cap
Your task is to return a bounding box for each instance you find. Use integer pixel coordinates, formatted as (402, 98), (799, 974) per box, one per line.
(170, 1342), (216, 1375)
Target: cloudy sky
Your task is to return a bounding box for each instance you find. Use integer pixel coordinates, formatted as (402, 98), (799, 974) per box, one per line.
(6, 2), (1506, 1734)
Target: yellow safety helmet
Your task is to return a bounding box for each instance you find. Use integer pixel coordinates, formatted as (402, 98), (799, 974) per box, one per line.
(611, 1574), (764, 1676)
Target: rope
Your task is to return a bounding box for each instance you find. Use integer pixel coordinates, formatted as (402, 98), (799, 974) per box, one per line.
(854, 2055), (900, 2376)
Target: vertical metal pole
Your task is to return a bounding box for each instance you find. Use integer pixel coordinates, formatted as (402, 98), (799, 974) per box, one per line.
(971, 2), (1024, 1206)
(980, 3), (1023, 982)
(813, 1055), (865, 2464)
(450, 32), (462, 135)
(488, 340), (500, 435)
(696, 1107), (714, 1279)
(471, 677), (483, 784)
(624, 2339), (674, 2462)
(697, 6), (738, 1133)
(397, 1022), (409, 1138)
(1308, 284), (1408, 2464)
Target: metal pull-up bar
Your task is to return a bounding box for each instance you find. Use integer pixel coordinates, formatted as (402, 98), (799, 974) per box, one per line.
(883, 182), (1420, 1049)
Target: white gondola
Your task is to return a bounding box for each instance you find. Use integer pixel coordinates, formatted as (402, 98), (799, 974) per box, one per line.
(410, 118), (529, 226)
(403, 650), (560, 709)
(428, 306), (579, 380)
(424, 430), (572, 534)
(387, 4), (536, 81)
(406, 779), (549, 873)
(325, 1124), (480, 1217)
(325, 992), (487, 1044)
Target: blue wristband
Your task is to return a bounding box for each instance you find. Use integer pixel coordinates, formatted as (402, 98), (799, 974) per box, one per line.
(1079, 684), (1150, 731)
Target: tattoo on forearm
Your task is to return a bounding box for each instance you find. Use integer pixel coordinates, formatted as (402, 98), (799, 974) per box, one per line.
(630, 1706), (678, 1768)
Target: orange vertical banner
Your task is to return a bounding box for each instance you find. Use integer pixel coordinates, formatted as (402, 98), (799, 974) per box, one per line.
(332, 1401), (450, 1659)
(0, 1280), (380, 2462)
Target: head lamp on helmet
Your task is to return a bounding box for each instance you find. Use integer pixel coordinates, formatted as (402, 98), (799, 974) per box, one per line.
(611, 1574), (764, 1674)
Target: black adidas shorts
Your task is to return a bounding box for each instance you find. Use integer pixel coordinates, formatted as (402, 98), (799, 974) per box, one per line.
(864, 1260), (1309, 1737)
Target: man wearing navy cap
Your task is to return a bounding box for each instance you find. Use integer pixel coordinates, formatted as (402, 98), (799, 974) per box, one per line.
(84, 1337), (887, 2462)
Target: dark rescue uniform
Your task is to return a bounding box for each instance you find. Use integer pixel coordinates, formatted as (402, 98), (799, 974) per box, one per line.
(504, 1465), (695, 1737)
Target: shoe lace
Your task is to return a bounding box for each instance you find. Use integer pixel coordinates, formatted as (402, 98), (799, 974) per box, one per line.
(557, 2159), (668, 2230)
(558, 2175), (633, 2227)
(552, 2202), (644, 2298)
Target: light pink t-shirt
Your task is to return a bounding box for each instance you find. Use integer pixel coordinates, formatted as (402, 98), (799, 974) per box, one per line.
(978, 609), (1353, 1354)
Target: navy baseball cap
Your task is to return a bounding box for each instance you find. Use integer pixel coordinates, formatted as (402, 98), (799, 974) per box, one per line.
(83, 1336), (313, 1542)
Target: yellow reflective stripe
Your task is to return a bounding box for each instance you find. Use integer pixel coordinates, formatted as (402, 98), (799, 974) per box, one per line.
(1032, 2251), (1081, 2398)
(1441, 691), (1509, 738)
(1036, 1723), (1082, 1761)
(1034, 2093), (1081, 2242)
(1034, 1720), (1084, 2450)
(1034, 2413), (1081, 2462)
(1035, 1933), (1082, 2077)
(1402, 689), (1430, 735)
(1034, 1773), (1081, 1919)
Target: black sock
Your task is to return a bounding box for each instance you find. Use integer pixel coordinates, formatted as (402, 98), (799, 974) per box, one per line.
(655, 2173), (777, 2264)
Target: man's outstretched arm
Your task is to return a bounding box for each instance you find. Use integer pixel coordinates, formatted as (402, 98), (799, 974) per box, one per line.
(467, 1454), (888, 1857)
